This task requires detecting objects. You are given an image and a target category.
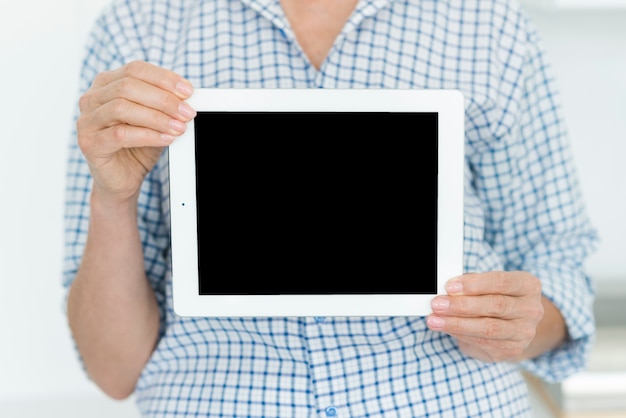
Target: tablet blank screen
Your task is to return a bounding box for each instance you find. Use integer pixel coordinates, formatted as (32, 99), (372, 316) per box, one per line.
(194, 111), (438, 295)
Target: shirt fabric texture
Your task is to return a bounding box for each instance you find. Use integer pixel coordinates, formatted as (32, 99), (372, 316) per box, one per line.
(63, 0), (599, 417)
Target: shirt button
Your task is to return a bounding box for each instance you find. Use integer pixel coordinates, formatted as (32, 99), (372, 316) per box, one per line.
(325, 406), (338, 417)
(314, 316), (326, 323)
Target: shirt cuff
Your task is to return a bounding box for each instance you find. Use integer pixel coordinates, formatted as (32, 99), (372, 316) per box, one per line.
(517, 268), (596, 382)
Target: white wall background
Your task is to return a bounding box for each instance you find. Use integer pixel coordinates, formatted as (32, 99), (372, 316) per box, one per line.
(0, 0), (140, 415)
(0, 0), (625, 416)
(0, 0), (80, 400)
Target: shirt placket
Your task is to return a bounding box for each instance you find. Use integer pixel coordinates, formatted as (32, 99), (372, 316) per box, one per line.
(303, 316), (350, 417)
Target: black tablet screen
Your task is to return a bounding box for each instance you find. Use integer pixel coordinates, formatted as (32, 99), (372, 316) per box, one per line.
(194, 112), (438, 295)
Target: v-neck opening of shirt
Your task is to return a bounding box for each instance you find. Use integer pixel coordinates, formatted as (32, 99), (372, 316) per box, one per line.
(241, 0), (393, 74)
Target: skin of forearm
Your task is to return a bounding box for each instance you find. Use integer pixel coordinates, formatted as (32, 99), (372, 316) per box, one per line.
(517, 296), (567, 361)
(67, 190), (160, 400)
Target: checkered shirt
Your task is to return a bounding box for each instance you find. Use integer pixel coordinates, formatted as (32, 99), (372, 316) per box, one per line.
(63, 0), (599, 416)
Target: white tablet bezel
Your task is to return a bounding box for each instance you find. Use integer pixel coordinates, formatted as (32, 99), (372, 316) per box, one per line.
(169, 88), (464, 317)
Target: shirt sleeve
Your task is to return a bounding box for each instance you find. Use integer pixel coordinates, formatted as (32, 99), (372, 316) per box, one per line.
(62, 1), (170, 369)
(464, 6), (599, 382)
(512, 14), (599, 383)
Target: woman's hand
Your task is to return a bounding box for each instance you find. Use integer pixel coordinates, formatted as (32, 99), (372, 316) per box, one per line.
(426, 271), (564, 362)
(76, 60), (195, 206)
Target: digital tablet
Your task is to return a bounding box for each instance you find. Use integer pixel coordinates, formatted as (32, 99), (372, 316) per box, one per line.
(168, 88), (464, 317)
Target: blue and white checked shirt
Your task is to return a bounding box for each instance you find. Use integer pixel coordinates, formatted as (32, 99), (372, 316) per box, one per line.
(64, 0), (599, 416)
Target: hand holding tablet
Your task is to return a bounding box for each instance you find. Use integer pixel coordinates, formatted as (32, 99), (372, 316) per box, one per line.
(168, 88), (465, 317)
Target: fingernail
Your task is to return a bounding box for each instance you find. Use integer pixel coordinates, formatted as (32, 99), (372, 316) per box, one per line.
(175, 80), (194, 97)
(169, 119), (187, 134)
(431, 297), (450, 311)
(445, 279), (463, 294)
(427, 315), (445, 329)
(178, 102), (196, 119)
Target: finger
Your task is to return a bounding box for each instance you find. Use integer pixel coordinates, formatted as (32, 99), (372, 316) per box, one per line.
(454, 338), (493, 362)
(91, 60), (193, 100)
(431, 294), (525, 320)
(445, 271), (542, 297)
(426, 314), (521, 341)
(95, 76), (196, 122)
(107, 125), (178, 150)
(79, 124), (176, 159)
(94, 98), (188, 136)
(454, 336), (526, 363)
(77, 101), (186, 157)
